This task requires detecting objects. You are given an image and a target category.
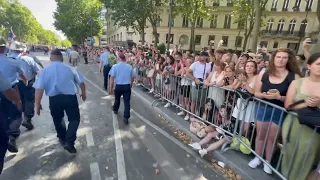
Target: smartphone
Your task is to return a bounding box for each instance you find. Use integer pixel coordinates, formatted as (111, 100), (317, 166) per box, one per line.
(268, 89), (278, 93)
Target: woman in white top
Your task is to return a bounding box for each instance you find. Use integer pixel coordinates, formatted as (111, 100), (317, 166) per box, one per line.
(231, 60), (258, 136)
(204, 61), (227, 112)
(176, 57), (194, 121)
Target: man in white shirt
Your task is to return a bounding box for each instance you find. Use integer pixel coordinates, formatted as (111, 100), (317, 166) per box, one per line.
(69, 46), (80, 67)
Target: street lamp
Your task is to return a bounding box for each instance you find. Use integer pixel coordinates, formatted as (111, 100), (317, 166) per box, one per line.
(293, 0), (310, 54)
(167, 0), (174, 52)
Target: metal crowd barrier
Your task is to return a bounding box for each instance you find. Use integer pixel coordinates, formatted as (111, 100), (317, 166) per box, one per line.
(135, 70), (320, 180)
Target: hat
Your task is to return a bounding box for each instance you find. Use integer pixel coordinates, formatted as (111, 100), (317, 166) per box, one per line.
(0, 38), (6, 47)
(51, 49), (63, 56)
(9, 41), (24, 51)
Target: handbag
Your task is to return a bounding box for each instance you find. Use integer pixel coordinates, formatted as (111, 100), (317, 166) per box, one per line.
(287, 100), (320, 128)
(189, 120), (208, 138)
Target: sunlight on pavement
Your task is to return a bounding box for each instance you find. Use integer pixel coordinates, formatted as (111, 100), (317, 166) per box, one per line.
(52, 162), (80, 179)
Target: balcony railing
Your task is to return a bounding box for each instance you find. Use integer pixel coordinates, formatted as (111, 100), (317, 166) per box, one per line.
(264, 30), (305, 38)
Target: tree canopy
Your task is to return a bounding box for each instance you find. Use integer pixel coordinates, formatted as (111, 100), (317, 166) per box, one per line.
(0, 0), (63, 45)
(54, 0), (103, 44)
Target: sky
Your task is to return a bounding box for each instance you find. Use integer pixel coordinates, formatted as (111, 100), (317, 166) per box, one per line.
(19, 0), (66, 39)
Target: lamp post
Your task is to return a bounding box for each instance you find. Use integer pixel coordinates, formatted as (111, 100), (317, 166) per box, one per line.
(293, 0), (310, 54)
(167, 0), (174, 52)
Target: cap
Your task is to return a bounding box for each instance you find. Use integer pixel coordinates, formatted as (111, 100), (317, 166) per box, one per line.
(0, 38), (6, 47)
(51, 49), (63, 56)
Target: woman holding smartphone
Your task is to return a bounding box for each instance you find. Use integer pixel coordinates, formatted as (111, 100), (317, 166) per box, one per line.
(248, 48), (302, 174)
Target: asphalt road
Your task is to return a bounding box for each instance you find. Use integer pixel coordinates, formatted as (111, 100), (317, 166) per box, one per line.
(0, 53), (225, 180)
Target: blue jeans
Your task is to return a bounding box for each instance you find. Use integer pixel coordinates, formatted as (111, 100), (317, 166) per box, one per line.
(113, 85), (131, 120)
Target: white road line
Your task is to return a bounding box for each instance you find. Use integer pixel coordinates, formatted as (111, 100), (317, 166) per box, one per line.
(90, 162), (102, 180)
(86, 132), (95, 147)
(82, 74), (127, 180)
(112, 101), (128, 180)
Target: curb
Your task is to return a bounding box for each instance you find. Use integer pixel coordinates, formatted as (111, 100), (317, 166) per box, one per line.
(132, 89), (255, 180)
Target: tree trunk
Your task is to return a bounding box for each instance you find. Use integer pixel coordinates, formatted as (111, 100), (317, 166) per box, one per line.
(251, 0), (261, 53)
(243, 34), (249, 52)
(141, 27), (145, 45)
(189, 21), (196, 52)
(235, 29), (241, 51)
(152, 24), (158, 47)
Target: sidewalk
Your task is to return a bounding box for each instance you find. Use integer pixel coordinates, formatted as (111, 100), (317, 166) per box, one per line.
(132, 86), (281, 180)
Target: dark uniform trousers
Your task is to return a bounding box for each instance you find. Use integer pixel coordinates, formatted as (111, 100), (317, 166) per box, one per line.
(18, 80), (35, 120)
(113, 84), (131, 120)
(103, 65), (111, 90)
(0, 85), (22, 139)
(0, 103), (8, 174)
(49, 94), (80, 146)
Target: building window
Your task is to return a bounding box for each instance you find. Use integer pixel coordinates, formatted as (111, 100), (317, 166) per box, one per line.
(182, 16), (188, 27)
(224, 15), (231, 29)
(212, 0), (219, 6)
(210, 15), (218, 28)
(117, 34), (119, 41)
(202, 0), (206, 6)
(299, 19), (307, 37)
(238, 21), (245, 29)
(306, 0), (313, 11)
(196, 17), (203, 28)
(195, 35), (202, 45)
(120, 33), (122, 41)
(166, 34), (174, 44)
(271, 0), (278, 10)
(287, 43), (299, 51)
(288, 19), (296, 34)
(266, 19), (274, 33)
(294, 0), (301, 10)
(222, 36), (229, 47)
(235, 36), (243, 47)
(282, 0), (289, 11)
(260, 41), (268, 48)
(208, 35), (215, 45)
(227, 0), (233, 6)
(273, 41), (279, 48)
(276, 19), (285, 33)
(168, 17), (174, 27)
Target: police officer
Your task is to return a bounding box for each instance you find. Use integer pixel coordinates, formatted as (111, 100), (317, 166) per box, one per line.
(0, 39), (27, 153)
(99, 47), (111, 91)
(8, 41), (40, 131)
(33, 49), (86, 153)
(0, 72), (22, 174)
(109, 52), (136, 125)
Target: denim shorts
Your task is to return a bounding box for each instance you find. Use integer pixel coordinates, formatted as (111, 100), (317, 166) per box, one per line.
(256, 104), (286, 125)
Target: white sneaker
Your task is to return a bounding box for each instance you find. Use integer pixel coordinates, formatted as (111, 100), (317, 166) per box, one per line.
(248, 157), (261, 169)
(177, 111), (185, 116)
(149, 88), (154, 93)
(188, 142), (201, 150)
(199, 149), (207, 157)
(184, 115), (190, 121)
(263, 163), (272, 174)
(164, 103), (171, 108)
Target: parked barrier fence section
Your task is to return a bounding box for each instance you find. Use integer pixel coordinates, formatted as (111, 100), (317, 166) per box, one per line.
(135, 71), (320, 180)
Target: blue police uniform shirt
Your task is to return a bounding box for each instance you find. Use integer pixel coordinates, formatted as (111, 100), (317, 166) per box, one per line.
(33, 61), (85, 97)
(109, 62), (136, 85)
(0, 54), (24, 86)
(0, 72), (12, 92)
(100, 51), (110, 66)
(8, 53), (39, 81)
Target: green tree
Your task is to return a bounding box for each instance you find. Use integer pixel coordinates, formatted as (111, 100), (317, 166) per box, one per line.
(104, 0), (150, 44)
(174, 0), (214, 52)
(232, 0), (268, 52)
(54, 0), (103, 44)
(59, 39), (72, 47)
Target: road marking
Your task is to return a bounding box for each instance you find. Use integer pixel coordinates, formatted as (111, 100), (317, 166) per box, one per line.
(90, 162), (102, 180)
(130, 109), (218, 172)
(81, 74), (127, 180)
(86, 132), (95, 147)
(112, 101), (128, 180)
